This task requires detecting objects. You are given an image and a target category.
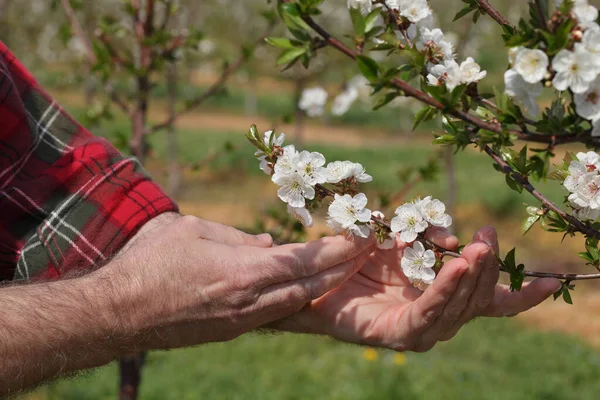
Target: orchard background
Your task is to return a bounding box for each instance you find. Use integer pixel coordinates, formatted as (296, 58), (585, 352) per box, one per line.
(5, 0), (600, 399)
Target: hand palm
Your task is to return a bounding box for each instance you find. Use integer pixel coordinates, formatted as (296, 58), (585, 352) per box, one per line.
(306, 239), (432, 350)
(299, 227), (562, 352)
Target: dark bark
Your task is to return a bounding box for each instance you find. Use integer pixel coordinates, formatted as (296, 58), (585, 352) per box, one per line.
(166, 62), (181, 196)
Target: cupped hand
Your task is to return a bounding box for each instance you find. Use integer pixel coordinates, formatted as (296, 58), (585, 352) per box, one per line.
(270, 226), (561, 352)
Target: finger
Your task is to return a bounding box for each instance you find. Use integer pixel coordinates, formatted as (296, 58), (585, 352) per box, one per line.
(438, 241), (499, 341)
(473, 225), (500, 255)
(416, 242), (491, 348)
(424, 227), (459, 251)
(255, 250), (373, 322)
(403, 257), (468, 352)
(483, 278), (562, 318)
(255, 234), (376, 284)
(194, 218), (273, 247)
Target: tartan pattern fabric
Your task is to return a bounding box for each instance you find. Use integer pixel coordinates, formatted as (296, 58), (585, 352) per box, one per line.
(0, 41), (178, 282)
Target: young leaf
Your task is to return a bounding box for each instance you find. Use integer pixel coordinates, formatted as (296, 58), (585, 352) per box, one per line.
(356, 55), (380, 82)
(413, 106), (438, 131)
(276, 47), (307, 65)
(265, 37), (300, 49)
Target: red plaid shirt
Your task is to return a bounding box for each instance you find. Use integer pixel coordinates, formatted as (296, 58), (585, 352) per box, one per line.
(0, 42), (178, 282)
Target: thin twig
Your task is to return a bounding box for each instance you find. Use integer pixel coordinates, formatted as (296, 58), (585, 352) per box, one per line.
(150, 21), (276, 133)
(60, 0), (131, 115)
(474, 0), (510, 26)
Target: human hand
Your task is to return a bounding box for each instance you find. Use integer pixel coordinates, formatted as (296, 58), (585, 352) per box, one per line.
(94, 214), (377, 351)
(269, 226), (561, 352)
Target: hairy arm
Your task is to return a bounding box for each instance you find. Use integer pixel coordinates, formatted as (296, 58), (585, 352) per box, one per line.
(0, 273), (128, 397)
(0, 213), (179, 398)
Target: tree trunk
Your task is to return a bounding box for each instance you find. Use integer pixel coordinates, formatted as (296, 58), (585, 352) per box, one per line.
(166, 62), (181, 197)
(119, 353), (146, 400)
(129, 76), (150, 163)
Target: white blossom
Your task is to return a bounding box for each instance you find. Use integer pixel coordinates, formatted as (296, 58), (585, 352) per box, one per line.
(325, 161), (354, 183)
(351, 163), (373, 183)
(564, 151), (600, 192)
(347, 0), (373, 14)
(327, 193), (372, 238)
(552, 46), (598, 93)
(332, 86), (359, 116)
(417, 28), (455, 61)
(287, 205), (314, 227)
(459, 57), (487, 84)
(391, 203), (429, 243)
(504, 69), (543, 116)
(573, 206), (600, 221)
(582, 28), (600, 64)
(272, 145), (299, 180)
(273, 172), (315, 208)
(399, 0), (432, 23)
(514, 49), (549, 84)
(258, 157), (272, 175)
(574, 76), (600, 120)
(401, 241), (436, 284)
(568, 172), (600, 209)
(299, 87), (328, 117)
(573, 0), (599, 26)
(418, 196), (452, 228)
(427, 59), (462, 91)
(508, 46), (524, 66)
(296, 151), (328, 185)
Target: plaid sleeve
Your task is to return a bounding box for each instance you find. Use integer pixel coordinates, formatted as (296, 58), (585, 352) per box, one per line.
(0, 42), (178, 282)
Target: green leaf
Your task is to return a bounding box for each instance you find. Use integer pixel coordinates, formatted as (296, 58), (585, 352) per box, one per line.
(356, 55), (380, 83)
(265, 37), (300, 49)
(373, 92), (400, 110)
(547, 169), (569, 181)
(522, 215), (540, 235)
(276, 47), (307, 65)
(349, 7), (366, 37)
(453, 4), (477, 21)
(364, 8), (381, 32)
(413, 106), (438, 131)
(505, 175), (523, 193)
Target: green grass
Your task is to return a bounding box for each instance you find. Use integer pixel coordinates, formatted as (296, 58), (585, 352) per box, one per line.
(41, 319), (600, 400)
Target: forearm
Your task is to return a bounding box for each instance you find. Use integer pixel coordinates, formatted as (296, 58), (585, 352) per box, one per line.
(0, 274), (129, 397)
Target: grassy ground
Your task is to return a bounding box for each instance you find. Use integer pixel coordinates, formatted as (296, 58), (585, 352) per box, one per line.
(38, 319), (600, 400)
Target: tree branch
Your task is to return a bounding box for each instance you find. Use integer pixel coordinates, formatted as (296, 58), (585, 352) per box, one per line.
(276, 0), (600, 280)
(60, 0), (131, 115)
(150, 21), (276, 133)
(474, 0), (510, 26)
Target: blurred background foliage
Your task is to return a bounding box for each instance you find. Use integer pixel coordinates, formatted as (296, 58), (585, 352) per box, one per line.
(4, 1), (600, 399)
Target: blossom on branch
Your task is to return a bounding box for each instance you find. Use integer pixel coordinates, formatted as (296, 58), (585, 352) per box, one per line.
(417, 196), (452, 228)
(273, 172), (316, 208)
(504, 69), (543, 116)
(391, 203), (429, 243)
(327, 193), (372, 238)
(552, 46), (598, 93)
(288, 205), (314, 227)
(513, 49), (549, 84)
(401, 241), (436, 285)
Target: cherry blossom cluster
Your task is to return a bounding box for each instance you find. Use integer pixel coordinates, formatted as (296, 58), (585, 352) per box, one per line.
(564, 151), (600, 221)
(347, 1), (488, 92)
(505, 0), (600, 133)
(249, 126), (453, 289)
